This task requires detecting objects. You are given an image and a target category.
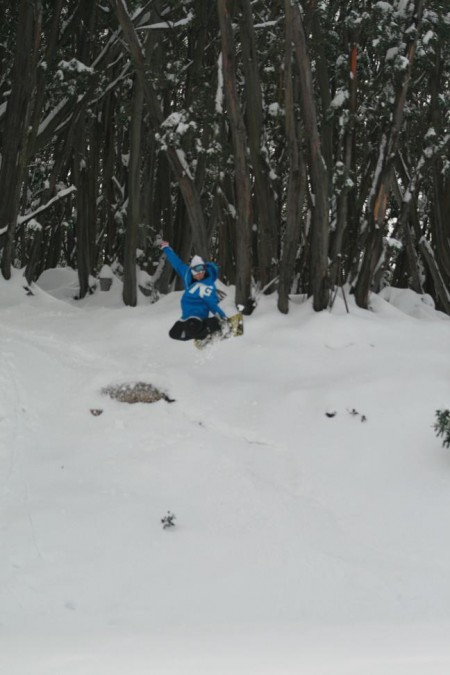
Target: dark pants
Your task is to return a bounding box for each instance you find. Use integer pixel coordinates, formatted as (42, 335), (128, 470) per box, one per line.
(169, 317), (221, 341)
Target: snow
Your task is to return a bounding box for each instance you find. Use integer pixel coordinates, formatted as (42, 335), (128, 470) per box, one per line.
(38, 97), (69, 137)
(330, 88), (349, 109)
(375, 1), (393, 13)
(58, 58), (94, 76)
(1, 268), (450, 674)
(215, 53), (224, 115)
(25, 218), (42, 232)
(253, 21), (279, 29)
(138, 11), (194, 31)
(267, 102), (282, 117)
(161, 112), (195, 137)
(386, 47), (399, 61)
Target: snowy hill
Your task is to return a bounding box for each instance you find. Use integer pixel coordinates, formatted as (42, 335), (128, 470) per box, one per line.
(1, 268), (450, 674)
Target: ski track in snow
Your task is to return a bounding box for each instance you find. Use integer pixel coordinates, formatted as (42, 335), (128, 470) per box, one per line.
(0, 352), (23, 488)
(0, 339), (46, 576)
(1, 317), (132, 577)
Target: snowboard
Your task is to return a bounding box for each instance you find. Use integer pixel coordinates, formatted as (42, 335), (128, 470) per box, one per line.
(194, 312), (244, 349)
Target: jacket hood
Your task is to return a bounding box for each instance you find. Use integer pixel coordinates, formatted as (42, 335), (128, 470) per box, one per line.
(184, 261), (219, 286)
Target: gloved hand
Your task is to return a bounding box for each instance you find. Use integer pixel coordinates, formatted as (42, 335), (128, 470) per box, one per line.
(153, 235), (169, 249)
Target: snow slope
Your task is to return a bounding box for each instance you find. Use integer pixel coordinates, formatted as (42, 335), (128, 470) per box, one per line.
(1, 268), (450, 674)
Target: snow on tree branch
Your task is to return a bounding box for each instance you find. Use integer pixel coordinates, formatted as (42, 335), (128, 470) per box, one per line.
(17, 186), (77, 226)
(216, 53), (224, 114)
(137, 11), (194, 31)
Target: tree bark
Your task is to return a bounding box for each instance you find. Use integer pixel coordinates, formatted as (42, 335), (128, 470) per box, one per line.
(392, 174), (423, 294)
(123, 75), (144, 307)
(308, 4), (333, 179)
(24, 226), (43, 286)
(101, 91), (118, 265)
(278, 0), (307, 314)
(72, 0), (98, 298)
(0, 0), (42, 279)
(330, 39), (358, 287)
(419, 239), (450, 315)
(291, 2), (330, 311)
(217, 0), (253, 312)
(239, 0), (278, 291)
(429, 46), (450, 286)
(73, 119), (93, 299)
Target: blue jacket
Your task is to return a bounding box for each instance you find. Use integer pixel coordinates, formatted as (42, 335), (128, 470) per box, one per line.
(163, 247), (227, 320)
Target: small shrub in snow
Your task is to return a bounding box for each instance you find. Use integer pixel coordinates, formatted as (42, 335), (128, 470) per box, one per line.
(90, 409), (103, 416)
(102, 382), (174, 404)
(347, 408), (367, 421)
(434, 410), (450, 448)
(161, 512), (176, 529)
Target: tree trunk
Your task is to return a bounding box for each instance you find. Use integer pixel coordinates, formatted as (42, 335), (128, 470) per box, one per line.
(393, 176), (423, 294)
(419, 239), (450, 315)
(0, 0), (42, 279)
(73, 119), (92, 299)
(291, 2), (330, 311)
(278, 0), (307, 314)
(102, 92), (117, 265)
(309, 5), (333, 180)
(123, 75), (144, 307)
(27, 0), (64, 160)
(330, 39), (358, 287)
(24, 227), (43, 286)
(239, 0), (278, 291)
(354, 0), (425, 309)
(217, 0), (253, 312)
(431, 166), (450, 285)
(217, 171), (237, 285)
(428, 41), (450, 289)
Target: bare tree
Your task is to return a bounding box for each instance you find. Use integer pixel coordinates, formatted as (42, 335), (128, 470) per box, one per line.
(278, 0), (307, 314)
(354, 0), (425, 309)
(291, 2), (330, 310)
(239, 0), (278, 291)
(123, 74), (144, 307)
(0, 0), (42, 279)
(217, 0), (253, 312)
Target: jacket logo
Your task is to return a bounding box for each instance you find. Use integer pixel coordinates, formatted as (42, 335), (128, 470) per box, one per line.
(189, 283), (212, 298)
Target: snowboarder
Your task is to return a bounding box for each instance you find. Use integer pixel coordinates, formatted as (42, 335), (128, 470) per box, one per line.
(159, 241), (228, 341)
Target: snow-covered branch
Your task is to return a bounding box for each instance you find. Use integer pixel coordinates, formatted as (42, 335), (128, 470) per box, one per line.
(17, 186), (77, 226)
(137, 11), (193, 31)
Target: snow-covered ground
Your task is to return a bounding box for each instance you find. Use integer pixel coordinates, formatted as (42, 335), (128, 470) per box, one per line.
(1, 267), (450, 674)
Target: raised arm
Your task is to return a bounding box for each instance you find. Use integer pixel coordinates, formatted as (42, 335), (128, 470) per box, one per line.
(159, 242), (188, 279)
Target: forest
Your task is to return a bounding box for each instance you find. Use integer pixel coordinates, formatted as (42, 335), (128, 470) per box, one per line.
(0, 0), (449, 315)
